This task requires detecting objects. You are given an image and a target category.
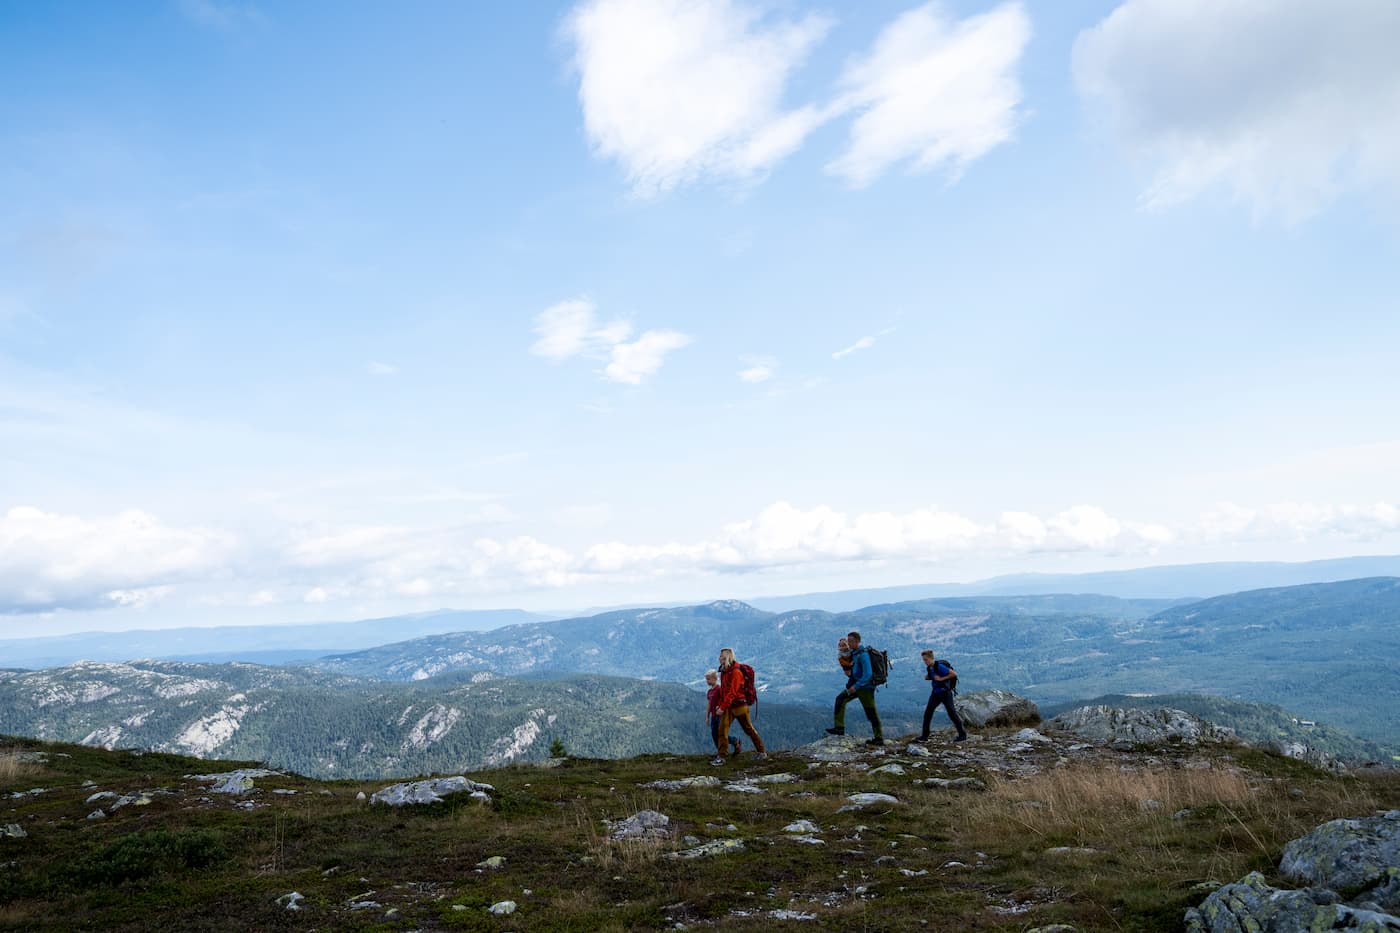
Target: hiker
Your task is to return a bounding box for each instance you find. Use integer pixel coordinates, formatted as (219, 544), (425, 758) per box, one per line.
(919, 650), (968, 742)
(705, 668), (741, 757)
(827, 630), (883, 746)
(711, 648), (766, 765)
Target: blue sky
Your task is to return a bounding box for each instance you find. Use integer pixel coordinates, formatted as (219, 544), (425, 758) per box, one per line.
(3, 0), (1399, 637)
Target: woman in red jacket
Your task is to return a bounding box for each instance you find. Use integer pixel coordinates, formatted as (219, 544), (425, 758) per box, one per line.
(712, 647), (766, 765)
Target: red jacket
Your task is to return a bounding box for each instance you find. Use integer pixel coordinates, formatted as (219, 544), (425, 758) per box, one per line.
(716, 663), (747, 711)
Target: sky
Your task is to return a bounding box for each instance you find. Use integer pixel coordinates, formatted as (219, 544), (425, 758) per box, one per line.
(2, 0), (1399, 638)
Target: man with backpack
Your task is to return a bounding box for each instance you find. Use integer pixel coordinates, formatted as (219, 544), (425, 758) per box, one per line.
(919, 649), (968, 743)
(826, 630), (884, 746)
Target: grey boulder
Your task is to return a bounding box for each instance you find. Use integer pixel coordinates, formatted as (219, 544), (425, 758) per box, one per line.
(955, 690), (1041, 728)
(1185, 871), (1399, 931)
(1047, 706), (1236, 749)
(1280, 811), (1400, 912)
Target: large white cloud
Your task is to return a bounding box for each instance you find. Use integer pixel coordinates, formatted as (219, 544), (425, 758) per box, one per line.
(564, 0), (831, 196)
(827, 1), (1031, 187)
(1074, 0), (1400, 220)
(0, 506), (233, 613)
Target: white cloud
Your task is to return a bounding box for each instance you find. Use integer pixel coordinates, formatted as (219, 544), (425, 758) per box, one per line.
(367, 361), (398, 376)
(738, 355), (777, 383)
(1073, 0), (1400, 221)
(565, 0), (833, 196)
(826, 2), (1031, 187)
(177, 0), (263, 31)
(531, 297), (690, 384)
(604, 330), (693, 385)
(0, 506), (233, 613)
(832, 335), (876, 360)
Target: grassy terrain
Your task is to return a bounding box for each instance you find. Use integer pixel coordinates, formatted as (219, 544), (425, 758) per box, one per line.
(1, 732), (1397, 931)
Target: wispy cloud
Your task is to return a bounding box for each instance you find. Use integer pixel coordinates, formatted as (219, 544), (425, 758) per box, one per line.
(530, 297), (690, 384)
(826, 2), (1031, 187)
(1074, 0), (1400, 221)
(832, 336), (876, 360)
(367, 361), (398, 377)
(564, 0), (832, 196)
(177, 0), (264, 31)
(738, 356), (777, 383)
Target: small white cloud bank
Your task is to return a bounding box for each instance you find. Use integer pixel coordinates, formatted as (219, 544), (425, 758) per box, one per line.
(738, 356), (777, 384)
(0, 506), (233, 613)
(1073, 0), (1400, 221)
(826, 1), (1031, 187)
(530, 297), (690, 384)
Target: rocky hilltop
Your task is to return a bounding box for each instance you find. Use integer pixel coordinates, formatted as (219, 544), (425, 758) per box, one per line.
(2, 701), (1397, 931)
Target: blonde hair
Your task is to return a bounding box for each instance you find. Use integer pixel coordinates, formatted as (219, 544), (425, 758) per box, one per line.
(705, 668), (718, 679)
(718, 647), (736, 668)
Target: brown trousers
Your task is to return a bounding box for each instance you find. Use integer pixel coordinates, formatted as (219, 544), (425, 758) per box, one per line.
(716, 704), (765, 758)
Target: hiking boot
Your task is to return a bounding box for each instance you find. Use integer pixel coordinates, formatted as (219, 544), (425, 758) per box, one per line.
(824, 727), (845, 736)
(752, 752), (768, 761)
(954, 734), (968, 743)
(917, 734), (930, 742)
(864, 738), (885, 746)
(709, 756), (725, 766)
(730, 737), (742, 754)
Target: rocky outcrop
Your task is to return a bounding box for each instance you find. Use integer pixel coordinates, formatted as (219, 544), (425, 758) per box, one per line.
(369, 776), (494, 807)
(1184, 871), (1399, 931)
(1280, 811), (1400, 912)
(1047, 706), (1236, 749)
(606, 810), (671, 841)
(1186, 811), (1400, 930)
(955, 690), (1040, 728)
(1267, 739), (1347, 774)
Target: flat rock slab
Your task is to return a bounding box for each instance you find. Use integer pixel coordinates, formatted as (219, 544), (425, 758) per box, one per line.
(1048, 706), (1235, 749)
(189, 769), (281, 795)
(839, 793), (900, 812)
(642, 776), (723, 791)
(794, 735), (868, 762)
(370, 776), (495, 807)
(665, 838), (746, 859)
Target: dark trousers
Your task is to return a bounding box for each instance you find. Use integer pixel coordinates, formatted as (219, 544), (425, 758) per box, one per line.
(922, 690), (966, 738)
(833, 687), (881, 739)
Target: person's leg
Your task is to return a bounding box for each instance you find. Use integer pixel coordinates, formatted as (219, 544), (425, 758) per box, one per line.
(717, 709), (735, 758)
(734, 706), (765, 754)
(710, 714), (720, 750)
(921, 692), (937, 739)
(830, 691), (853, 733)
(857, 688), (883, 741)
(941, 693), (967, 739)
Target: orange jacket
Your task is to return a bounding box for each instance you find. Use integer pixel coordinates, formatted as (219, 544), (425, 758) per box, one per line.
(716, 663), (747, 711)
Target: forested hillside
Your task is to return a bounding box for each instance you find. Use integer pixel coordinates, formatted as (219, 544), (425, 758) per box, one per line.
(0, 661), (827, 779)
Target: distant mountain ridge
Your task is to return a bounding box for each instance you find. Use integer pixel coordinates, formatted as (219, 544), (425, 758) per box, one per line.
(307, 579), (1400, 747)
(0, 608), (547, 670)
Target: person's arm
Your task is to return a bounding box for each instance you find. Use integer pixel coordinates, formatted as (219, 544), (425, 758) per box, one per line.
(932, 663), (955, 685)
(925, 664), (933, 681)
(848, 651), (872, 692)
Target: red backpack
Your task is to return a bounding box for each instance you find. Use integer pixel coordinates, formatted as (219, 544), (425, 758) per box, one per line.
(737, 663), (758, 706)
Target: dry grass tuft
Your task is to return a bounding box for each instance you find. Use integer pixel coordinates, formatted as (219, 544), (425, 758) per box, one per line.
(0, 748), (43, 788)
(960, 763), (1256, 846)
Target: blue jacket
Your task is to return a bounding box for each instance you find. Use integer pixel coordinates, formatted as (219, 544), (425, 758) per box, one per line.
(848, 646), (873, 691)
(927, 660), (953, 695)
